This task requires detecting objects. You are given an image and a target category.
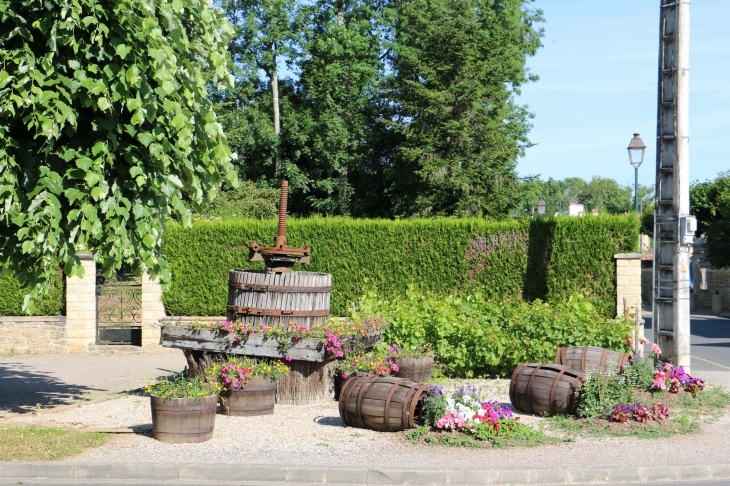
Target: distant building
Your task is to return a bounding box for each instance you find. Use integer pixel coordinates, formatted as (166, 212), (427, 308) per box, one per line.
(568, 202), (585, 217)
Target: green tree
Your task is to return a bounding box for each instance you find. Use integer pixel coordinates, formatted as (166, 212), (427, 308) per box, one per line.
(222, 0), (298, 175)
(293, 0), (385, 215)
(384, 0), (544, 217)
(579, 176), (631, 214)
(691, 172), (730, 267)
(0, 0), (236, 310)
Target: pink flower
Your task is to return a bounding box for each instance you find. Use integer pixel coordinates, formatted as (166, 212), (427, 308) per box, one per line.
(342, 373), (348, 379)
(652, 343), (662, 355)
(639, 337), (648, 344)
(285, 356), (292, 361)
(224, 377), (231, 384)
(233, 379), (239, 388)
(662, 363), (673, 372)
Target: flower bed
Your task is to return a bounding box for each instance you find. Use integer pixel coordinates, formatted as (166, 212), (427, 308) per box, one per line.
(407, 384), (549, 448)
(160, 316), (387, 362)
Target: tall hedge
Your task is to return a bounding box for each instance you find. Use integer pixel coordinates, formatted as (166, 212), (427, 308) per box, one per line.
(162, 216), (639, 317)
(0, 270), (65, 316)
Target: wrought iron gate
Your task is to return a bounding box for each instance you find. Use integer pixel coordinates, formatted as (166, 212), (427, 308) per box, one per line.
(96, 270), (142, 345)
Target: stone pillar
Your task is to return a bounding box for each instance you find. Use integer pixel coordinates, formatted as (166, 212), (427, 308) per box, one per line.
(141, 273), (165, 348)
(65, 254), (97, 352)
(615, 253), (644, 318)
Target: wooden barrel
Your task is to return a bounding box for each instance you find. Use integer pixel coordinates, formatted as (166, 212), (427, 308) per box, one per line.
(509, 363), (585, 416)
(219, 376), (277, 416)
(227, 270), (331, 329)
(339, 374), (428, 431)
(554, 346), (631, 374)
(395, 356), (434, 382)
(150, 395), (217, 443)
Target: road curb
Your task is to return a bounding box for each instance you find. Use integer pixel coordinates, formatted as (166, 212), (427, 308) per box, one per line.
(1, 462), (730, 485)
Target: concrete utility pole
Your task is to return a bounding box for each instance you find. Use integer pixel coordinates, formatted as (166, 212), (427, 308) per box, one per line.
(653, 0), (696, 372)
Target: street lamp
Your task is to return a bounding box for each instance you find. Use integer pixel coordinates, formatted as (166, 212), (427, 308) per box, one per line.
(627, 133), (647, 214)
(537, 198), (546, 216)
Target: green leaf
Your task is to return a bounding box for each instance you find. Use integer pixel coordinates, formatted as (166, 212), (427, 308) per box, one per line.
(97, 97), (110, 111)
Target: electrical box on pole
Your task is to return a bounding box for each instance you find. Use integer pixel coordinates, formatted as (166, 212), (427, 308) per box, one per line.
(653, 0), (693, 372)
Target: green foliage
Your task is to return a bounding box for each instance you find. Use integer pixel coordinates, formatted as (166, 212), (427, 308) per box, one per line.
(383, 0), (543, 217)
(577, 367), (634, 418)
(0, 269), (64, 316)
(622, 356), (656, 391)
(0, 0), (236, 311)
(144, 374), (218, 398)
(162, 215), (639, 318)
(364, 291), (633, 377)
(191, 181), (279, 220)
(422, 391), (448, 427)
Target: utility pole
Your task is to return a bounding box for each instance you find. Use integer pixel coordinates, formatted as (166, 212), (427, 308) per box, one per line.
(653, 0), (696, 372)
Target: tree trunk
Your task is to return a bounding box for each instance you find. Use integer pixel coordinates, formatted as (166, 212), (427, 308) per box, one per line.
(270, 46), (281, 173)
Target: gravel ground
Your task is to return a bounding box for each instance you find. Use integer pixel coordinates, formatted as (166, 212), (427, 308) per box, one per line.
(5, 378), (730, 471)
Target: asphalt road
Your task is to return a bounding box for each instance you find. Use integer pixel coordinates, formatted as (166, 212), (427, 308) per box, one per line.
(643, 311), (730, 387)
(0, 480), (728, 486)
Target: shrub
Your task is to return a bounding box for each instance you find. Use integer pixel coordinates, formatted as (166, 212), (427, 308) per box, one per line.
(360, 290), (633, 377)
(162, 215), (639, 317)
(191, 182), (279, 220)
(0, 269), (65, 316)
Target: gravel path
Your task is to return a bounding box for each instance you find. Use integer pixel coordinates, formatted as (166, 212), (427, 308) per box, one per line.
(6, 378), (730, 471)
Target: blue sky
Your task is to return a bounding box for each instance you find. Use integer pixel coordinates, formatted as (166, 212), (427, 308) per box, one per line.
(516, 0), (730, 188)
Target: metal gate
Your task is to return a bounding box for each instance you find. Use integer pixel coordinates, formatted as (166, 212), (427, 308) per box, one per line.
(96, 269), (142, 345)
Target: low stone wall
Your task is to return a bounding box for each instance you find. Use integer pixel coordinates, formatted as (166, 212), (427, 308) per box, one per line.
(694, 266), (730, 311)
(0, 316), (66, 355)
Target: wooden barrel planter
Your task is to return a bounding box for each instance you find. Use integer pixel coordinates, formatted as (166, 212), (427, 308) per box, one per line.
(395, 356), (434, 382)
(509, 363), (585, 416)
(227, 270), (331, 329)
(339, 375), (428, 431)
(554, 346), (631, 374)
(219, 376), (277, 416)
(150, 395), (217, 443)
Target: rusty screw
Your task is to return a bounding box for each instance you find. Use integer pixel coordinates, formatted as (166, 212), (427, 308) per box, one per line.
(275, 180), (288, 248)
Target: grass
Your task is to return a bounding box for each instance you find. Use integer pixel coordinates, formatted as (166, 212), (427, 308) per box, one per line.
(0, 427), (109, 461)
(545, 385), (730, 440)
(406, 423), (559, 449)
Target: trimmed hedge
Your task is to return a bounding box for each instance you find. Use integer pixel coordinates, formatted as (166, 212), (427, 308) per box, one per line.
(162, 215), (638, 317)
(0, 270), (65, 316)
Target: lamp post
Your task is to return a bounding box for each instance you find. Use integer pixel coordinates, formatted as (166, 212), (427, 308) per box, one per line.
(627, 133), (647, 214)
(537, 198), (546, 216)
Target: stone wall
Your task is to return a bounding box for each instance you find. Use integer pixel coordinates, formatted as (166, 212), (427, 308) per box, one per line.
(615, 253), (644, 317)
(0, 316), (66, 354)
(65, 254), (97, 352)
(694, 266), (730, 311)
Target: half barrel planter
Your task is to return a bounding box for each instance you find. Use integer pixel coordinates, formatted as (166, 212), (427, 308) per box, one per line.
(509, 363), (585, 416)
(339, 374), (428, 432)
(395, 356), (434, 382)
(219, 376), (277, 416)
(554, 346), (631, 374)
(150, 395), (217, 443)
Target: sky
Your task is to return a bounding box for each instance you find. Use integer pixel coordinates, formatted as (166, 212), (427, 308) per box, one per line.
(516, 0), (730, 189)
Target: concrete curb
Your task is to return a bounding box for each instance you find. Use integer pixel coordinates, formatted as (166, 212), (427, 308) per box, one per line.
(0, 462), (729, 485)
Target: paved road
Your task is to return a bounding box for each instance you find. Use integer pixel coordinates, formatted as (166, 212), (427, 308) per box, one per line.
(0, 480), (728, 486)
(0, 350), (186, 414)
(643, 311), (730, 388)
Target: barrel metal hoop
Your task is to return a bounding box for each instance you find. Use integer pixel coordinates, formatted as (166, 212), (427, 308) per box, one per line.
(227, 305), (330, 317)
(549, 368), (569, 415)
(618, 353), (629, 372)
(568, 373), (586, 413)
(402, 383), (419, 427)
(384, 378), (408, 432)
(338, 375), (362, 426)
(229, 282), (332, 293)
(509, 363), (528, 406)
(581, 346), (587, 372)
(561, 347), (567, 365)
(355, 375), (380, 428)
(599, 348), (609, 370)
(525, 364), (545, 413)
(407, 384), (429, 428)
(554, 347), (562, 364)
